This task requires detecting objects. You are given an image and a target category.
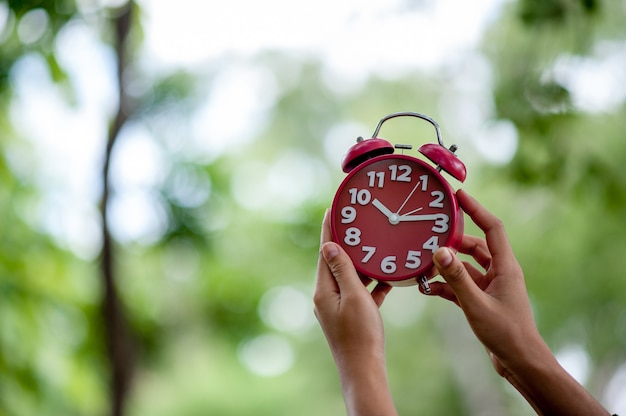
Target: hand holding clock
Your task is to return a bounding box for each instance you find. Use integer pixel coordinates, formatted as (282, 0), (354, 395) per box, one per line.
(427, 190), (610, 416)
(314, 189), (611, 416)
(315, 209), (397, 416)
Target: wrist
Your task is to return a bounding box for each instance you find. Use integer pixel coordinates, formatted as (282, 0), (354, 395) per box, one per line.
(499, 332), (556, 376)
(336, 347), (388, 395)
(335, 350), (398, 416)
(499, 341), (610, 416)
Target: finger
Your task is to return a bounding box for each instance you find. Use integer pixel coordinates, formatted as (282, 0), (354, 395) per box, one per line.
(314, 211), (339, 301)
(456, 189), (515, 261)
(463, 261), (491, 290)
(427, 261), (491, 305)
(314, 248), (338, 319)
(459, 235), (492, 270)
(370, 282), (392, 308)
(433, 247), (486, 309)
(359, 274), (374, 287)
(320, 208), (332, 245)
(321, 242), (366, 296)
(423, 281), (460, 305)
(318, 210), (368, 295)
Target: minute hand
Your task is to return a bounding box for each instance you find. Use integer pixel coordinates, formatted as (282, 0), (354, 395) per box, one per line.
(397, 213), (447, 222)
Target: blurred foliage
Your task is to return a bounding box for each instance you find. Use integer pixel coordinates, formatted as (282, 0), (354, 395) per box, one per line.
(0, 0), (75, 94)
(518, 0), (600, 26)
(481, 0), (626, 398)
(0, 132), (104, 414)
(1, 0), (626, 415)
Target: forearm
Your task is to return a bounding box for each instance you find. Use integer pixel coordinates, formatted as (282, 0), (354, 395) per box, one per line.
(336, 352), (398, 416)
(502, 342), (610, 416)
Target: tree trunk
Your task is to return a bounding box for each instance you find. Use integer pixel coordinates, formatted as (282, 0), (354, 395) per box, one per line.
(99, 3), (136, 416)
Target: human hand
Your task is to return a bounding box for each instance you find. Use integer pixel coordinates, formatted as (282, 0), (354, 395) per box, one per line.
(425, 189), (540, 370)
(314, 209), (391, 368)
(314, 210), (397, 416)
(427, 189), (611, 416)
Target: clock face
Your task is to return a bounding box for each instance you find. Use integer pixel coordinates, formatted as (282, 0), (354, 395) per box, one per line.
(331, 154), (462, 284)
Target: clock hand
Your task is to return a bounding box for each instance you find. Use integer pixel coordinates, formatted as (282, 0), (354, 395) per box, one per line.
(397, 213), (447, 222)
(402, 206), (423, 216)
(372, 198), (400, 225)
(372, 198), (393, 218)
(395, 179), (423, 215)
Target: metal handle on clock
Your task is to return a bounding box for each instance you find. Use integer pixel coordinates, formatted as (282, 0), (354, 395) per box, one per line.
(371, 112), (445, 147)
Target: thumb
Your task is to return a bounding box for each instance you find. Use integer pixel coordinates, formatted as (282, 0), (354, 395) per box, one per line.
(321, 242), (362, 293)
(433, 247), (482, 305)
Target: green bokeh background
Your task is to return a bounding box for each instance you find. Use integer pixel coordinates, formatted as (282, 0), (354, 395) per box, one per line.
(1, 0), (625, 414)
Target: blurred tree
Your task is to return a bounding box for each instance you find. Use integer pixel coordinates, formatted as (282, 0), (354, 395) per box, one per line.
(0, 1), (209, 415)
(0, 1), (104, 415)
(99, 2), (137, 415)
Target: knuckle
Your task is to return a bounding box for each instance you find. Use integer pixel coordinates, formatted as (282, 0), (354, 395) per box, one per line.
(444, 263), (467, 285)
(312, 292), (324, 307)
(491, 217), (505, 231)
(328, 258), (349, 277)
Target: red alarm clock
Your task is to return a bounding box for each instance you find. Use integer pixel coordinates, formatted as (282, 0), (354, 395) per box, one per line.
(330, 112), (467, 292)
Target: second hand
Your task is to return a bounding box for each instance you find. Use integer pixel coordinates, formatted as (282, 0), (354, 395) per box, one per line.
(395, 179), (422, 215)
(402, 206), (423, 216)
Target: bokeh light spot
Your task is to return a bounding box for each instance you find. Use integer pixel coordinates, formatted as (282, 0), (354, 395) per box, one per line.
(17, 8), (48, 44)
(555, 344), (590, 386)
(381, 287), (425, 327)
(238, 334), (295, 377)
(259, 286), (315, 333)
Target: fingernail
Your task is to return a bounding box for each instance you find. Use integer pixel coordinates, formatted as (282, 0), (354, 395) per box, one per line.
(322, 243), (339, 261)
(435, 247), (453, 267)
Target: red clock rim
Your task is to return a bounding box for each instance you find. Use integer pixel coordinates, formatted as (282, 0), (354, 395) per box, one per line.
(330, 153), (462, 284)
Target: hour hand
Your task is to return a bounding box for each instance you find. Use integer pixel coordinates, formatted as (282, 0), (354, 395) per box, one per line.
(372, 198), (393, 218)
(372, 199), (400, 225)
